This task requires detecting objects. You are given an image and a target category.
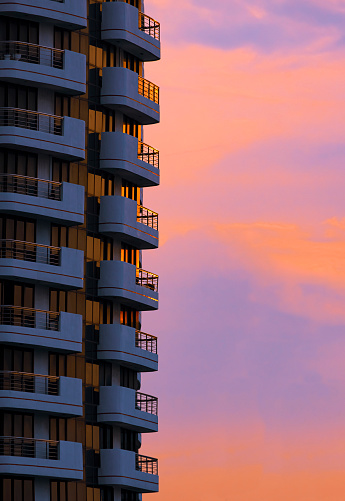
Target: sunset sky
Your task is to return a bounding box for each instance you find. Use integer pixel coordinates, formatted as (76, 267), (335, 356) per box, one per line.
(140, 1), (345, 499)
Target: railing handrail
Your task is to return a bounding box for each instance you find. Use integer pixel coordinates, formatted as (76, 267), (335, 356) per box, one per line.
(136, 453), (158, 461)
(0, 238), (61, 252)
(0, 304), (60, 316)
(138, 76), (159, 90)
(0, 370), (59, 381)
(138, 11), (160, 42)
(137, 268), (159, 279)
(0, 40), (64, 54)
(0, 435), (58, 445)
(137, 205), (158, 217)
(138, 141), (159, 154)
(136, 391), (158, 402)
(0, 173), (62, 187)
(0, 107), (63, 120)
(135, 330), (157, 341)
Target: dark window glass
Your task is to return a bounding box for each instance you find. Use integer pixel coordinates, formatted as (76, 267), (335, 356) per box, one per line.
(0, 347), (33, 372)
(0, 280), (34, 308)
(120, 367), (139, 390)
(0, 16), (38, 43)
(0, 83), (37, 110)
(121, 429), (138, 452)
(0, 149), (37, 177)
(0, 477), (34, 501)
(0, 412), (33, 437)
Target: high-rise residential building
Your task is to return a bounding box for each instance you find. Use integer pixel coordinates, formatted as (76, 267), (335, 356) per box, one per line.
(0, 1), (160, 500)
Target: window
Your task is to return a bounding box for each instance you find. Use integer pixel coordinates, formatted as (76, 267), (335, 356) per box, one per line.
(121, 490), (139, 501)
(1, 477), (34, 501)
(121, 243), (139, 266)
(0, 412), (33, 437)
(0, 16), (38, 44)
(55, 94), (70, 117)
(121, 180), (139, 202)
(0, 82), (37, 110)
(120, 305), (140, 329)
(100, 425), (113, 449)
(52, 158), (70, 183)
(120, 367), (139, 390)
(0, 216), (36, 242)
(0, 149), (37, 177)
(123, 115), (141, 139)
(0, 347), (33, 372)
(54, 27), (71, 51)
(123, 51), (142, 75)
(0, 280), (34, 308)
(121, 429), (138, 452)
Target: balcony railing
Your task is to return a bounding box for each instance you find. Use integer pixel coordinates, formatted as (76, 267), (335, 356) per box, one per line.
(0, 371), (59, 395)
(0, 239), (61, 266)
(136, 269), (158, 292)
(0, 41), (64, 69)
(0, 436), (59, 460)
(137, 205), (158, 231)
(136, 392), (158, 415)
(136, 454), (158, 475)
(135, 330), (157, 354)
(139, 12), (160, 41)
(137, 141), (159, 169)
(138, 77), (159, 104)
(0, 174), (62, 201)
(0, 108), (63, 135)
(0, 305), (60, 331)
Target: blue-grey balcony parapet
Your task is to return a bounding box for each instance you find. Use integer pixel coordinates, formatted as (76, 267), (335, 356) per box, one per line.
(0, 175), (84, 226)
(99, 195), (158, 249)
(98, 261), (158, 311)
(101, 1), (160, 61)
(99, 449), (159, 493)
(0, 108), (85, 160)
(0, 437), (83, 480)
(98, 386), (158, 433)
(101, 67), (160, 125)
(0, 372), (83, 417)
(0, 42), (86, 95)
(0, 0), (87, 30)
(0, 308), (83, 353)
(0, 240), (84, 289)
(100, 132), (159, 187)
(98, 324), (158, 372)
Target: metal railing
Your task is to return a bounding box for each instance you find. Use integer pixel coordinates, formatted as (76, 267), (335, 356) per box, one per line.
(136, 392), (158, 415)
(0, 41), (64, 69)
(138, 76), (159, 104)
(135, 330), (157, 354)
(0, 371), (59, 395)
(136, 269), (158, 292)
(0, 436), (59, 460)
(0, 305), (60, 331)
(139, 12), (160, 41)
(137, 205), (158, 230)
(0, 239), (61, 266)
(0, 174), (62, 201)
(137, 141), (159, 169)
(0, 108), (63, 135)
(136, 454), (158, 475)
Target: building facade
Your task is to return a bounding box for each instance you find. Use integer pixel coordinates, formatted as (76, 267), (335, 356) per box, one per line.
(0, 1), (160, 500)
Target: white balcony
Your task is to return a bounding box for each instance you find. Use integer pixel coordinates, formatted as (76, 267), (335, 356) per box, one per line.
(0, 0), (87, 30)
(0, 176), (84, 226)
(0, 240), (83, 290)
(0, 438), (83, 480)
(98, 261), (158, 311)
(98, 324), (158, 372)
(0, 108), (85, 161)
(99, 196), (158, 249)
(101, 2), (160, 61)
(0, 309), (82, 353)
(0, 373), (83, 417)
(0, 42), (86, 95)
(99, 449), (158, 493)
(98, 386), (158, 433)
(100, 132), (159, 187)
(101, 67), (159, 125)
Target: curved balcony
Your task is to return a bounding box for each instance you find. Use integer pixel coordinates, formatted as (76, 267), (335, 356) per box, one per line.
(100, 132), (159, 187)
(0, 437), (83, 480)
(98, 386), (158, 433)
(98, 261), (158, 311)
(99, 449), (158, 493)
(0, 307), (82, 353)
(0, 239), (83, 289)
(0, 42), (86, 95)
(0, 0), (87, 30)
(0, 371), (83, 417)
(101, 1), (160, 61)
(101, 67), (159, 125)
(98, 324), (158, 372)
(0, 108), (85, 160)
(99, 196), (158, 249)
(0, 175), (84, 226)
